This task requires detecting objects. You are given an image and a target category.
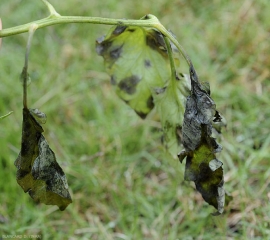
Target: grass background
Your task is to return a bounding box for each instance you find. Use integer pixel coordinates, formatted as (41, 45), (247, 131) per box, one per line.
(0, 0), (270, 239)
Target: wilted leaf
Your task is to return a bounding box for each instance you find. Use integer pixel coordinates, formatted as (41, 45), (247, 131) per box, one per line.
(179, 65), (228, 215)
(15, 108), (72, 211)
(96, 24), (173, 118)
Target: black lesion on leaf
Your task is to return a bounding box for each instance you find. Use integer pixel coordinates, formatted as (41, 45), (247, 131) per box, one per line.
(15, 107), (72, 211)
(144, 59), (152, 68)
(154, 31), (166, 48)
(96, 38), (112, 56)
(213, 110), (222, 122)
(118, 75), (141, 95)
(146, 35), (156, 50)
(179, 64), (229, 214)
(142, 14), (151, 20)
(178, 150), (188, 164)
(146, 30), (167, 56)
(146, 96), (154, 110)
(110, 45), (123, 59)
(112, 26), (127, 35)
(195, 162), (224, 209)
(182, 96), (202, 151)
(16, 169), (29, 179)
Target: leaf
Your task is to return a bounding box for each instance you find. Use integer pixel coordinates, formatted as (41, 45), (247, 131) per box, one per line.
(178, 65), (228, 215)
(96, 24), (173, 118)
(15, 108), (72, 211)
(97, 25), (193, 156)
(97, 25), (229, 159)
(152, 73), (190, 156)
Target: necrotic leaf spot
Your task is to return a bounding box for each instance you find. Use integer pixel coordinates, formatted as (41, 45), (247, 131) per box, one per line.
(144, 59), (152, 68)
(112, 26), (127, 35)
(118, 75), (141, 94)
(96, 40), (112, 56)
(146, 96), (154, 109)
(110, 45), (123, 59)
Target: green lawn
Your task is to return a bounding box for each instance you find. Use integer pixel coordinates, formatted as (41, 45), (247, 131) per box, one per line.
(1, 0), (270, 239)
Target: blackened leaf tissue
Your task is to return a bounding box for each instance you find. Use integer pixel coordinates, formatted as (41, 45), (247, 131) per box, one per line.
(15, 108), (72, 211)
(179, 65), (228, 215)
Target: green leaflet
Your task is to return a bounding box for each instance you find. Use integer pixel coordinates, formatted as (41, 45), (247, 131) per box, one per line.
(15, 108), (72, 211)
(97, 25), (191, 156)
(179, 65), (230, 215)
(96, 25), (172, 118)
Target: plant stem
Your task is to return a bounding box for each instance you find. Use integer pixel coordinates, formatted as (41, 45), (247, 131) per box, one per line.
(164, 36), (177, 81)
(0, 15), (157, 38)
(163, 36), (185, 113)
(156, 25), (192, 68)
(0, 14), (192, 69)
(0, 111), (13, 120)
(41, 0), (61, 17)
(22, 24), (38, 109)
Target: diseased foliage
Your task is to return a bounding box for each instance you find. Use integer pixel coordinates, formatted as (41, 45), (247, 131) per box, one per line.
(15, 107), (72, 211)
(98, 26), (231, 213)
(96, 24), (173, 119)
(2, 4), (230, 213)
(178, 65), (226, 214)
(96, 24), (191, 157)
(15, 40), (72, 211)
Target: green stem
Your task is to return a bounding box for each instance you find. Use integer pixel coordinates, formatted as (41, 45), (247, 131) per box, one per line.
(41, 0), (61, 17)
(163, 36), (185, 113)
(0, 111), (13, 120)
(0, 13), (192, 68)
(155, 25), (192, 67)
(22, 24), (37, 109)
(164, 36), (177, 81)
(0, 15), (157, 38)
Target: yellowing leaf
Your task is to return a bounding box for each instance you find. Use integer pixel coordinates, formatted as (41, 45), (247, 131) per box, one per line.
(96, 25), (172, 118)
(97, 25), (192, 156)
